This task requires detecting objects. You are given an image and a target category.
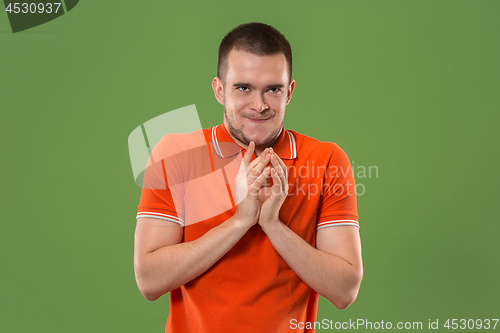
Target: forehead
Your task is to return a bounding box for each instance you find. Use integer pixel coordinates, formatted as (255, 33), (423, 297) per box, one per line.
(225, 49), (289, 84)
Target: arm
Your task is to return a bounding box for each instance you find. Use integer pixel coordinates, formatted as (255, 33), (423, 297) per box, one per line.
(259, 149), (363, 309)
(134, 215), (250, 301)
(134, 142), (271, 301)
(260, 223), (363, 309)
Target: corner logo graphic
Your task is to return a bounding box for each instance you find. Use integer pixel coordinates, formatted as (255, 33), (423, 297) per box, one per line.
(128, 105), (245, 227)
(3, 0), (79, 33)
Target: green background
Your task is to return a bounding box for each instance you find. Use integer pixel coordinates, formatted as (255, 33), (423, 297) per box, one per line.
(1, 0), (499, 331)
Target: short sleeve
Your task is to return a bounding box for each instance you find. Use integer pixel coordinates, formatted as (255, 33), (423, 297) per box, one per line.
(136, 135), (185, 226)
(316, 144), (359, 230)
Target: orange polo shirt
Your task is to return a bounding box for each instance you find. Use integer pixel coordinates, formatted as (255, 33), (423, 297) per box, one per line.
(137, 123), (359, 333)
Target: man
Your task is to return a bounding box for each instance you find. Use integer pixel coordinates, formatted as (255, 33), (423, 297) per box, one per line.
(134, 23), (362, 332)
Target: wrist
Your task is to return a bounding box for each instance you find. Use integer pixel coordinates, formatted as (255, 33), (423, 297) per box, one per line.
(260, 218), (283, 235)
(228, 213), (255, 232)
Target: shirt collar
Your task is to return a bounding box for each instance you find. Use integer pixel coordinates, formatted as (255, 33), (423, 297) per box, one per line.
(211, 123), (297, 160)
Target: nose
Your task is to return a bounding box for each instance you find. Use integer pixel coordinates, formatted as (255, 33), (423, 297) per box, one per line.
(251, 93), (269, 113)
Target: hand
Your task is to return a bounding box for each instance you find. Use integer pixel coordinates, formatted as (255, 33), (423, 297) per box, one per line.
(233, 142), (271, 228)
(258, 149), (289, 230)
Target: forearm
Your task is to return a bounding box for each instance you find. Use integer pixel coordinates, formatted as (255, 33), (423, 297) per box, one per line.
(261, 222), (363, 309)
(136, 216), (249, 301)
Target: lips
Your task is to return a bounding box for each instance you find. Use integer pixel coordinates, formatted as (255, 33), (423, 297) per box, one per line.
(245, 114), (271, 121)
(243, 112), (273, 123)
(247, 118), (269, 124)
(247, 118), (268, 122)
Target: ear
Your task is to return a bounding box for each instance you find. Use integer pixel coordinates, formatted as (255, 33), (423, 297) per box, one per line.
(286, 79), (295, 105)
(212, 77), (224, 105)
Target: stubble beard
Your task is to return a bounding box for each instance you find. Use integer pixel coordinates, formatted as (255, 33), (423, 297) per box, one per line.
(224, 107), (283, 148)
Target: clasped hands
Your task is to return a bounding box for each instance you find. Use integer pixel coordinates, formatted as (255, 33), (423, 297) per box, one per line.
(234, 141), (289, 230)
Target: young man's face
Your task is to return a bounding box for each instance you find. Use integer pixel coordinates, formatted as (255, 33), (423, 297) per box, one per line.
(212, 49), (295, 150)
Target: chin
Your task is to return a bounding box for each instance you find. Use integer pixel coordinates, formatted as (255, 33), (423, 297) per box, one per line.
(244, 135), (271, 147)
(242, 127), (281, 147)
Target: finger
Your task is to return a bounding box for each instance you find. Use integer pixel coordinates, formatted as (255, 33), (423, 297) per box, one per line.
(236, 156), (245, 178)
(246, 147), (269, 174)
(270, 153), (286, 184)
(271, 149), (288, 178)
(243, 141), (255, 167)
(249, 167), (271, 195)
(247, 151), (271, 184)
(270, 167), (284, 197)
(269, 153), (287, 193)
(273, 162), (288, 194)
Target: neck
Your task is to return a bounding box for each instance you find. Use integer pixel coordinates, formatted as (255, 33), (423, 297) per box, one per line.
(253, 131), (281, 156)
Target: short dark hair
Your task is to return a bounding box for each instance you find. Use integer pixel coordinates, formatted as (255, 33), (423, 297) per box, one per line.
(217, 22), (293, 83)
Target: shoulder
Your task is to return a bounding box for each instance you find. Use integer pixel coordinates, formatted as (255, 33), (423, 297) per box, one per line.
(149, 129), (210, 162)
(288, 129), (352, 169)
(153, 128), (210, 150)
(155, 128), (210, 146)
(287, 129), (339, 155)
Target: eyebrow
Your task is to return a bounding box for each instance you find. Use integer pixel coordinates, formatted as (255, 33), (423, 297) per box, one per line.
(233, 82), (285, 89)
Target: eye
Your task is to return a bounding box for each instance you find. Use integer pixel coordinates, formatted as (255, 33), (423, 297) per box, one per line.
(237, 86), (250, 92)
(268, 87), (281, 93)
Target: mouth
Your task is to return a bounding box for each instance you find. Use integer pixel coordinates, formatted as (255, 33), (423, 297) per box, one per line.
(245, 115), (271, 123)
(247, 118), (268, 123)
